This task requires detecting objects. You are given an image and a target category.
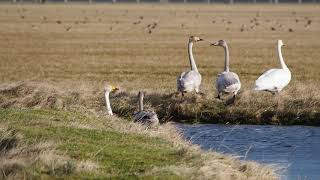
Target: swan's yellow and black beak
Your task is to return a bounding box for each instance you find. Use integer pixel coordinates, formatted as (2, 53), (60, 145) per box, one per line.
(198, 38), (204, 41)
(111, 85), (119, 92)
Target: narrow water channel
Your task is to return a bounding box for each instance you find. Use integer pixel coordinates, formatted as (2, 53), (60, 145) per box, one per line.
(177, 124), (320, 180)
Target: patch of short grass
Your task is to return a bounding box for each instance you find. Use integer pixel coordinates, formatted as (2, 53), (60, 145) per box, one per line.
(0, 108), (189, 178)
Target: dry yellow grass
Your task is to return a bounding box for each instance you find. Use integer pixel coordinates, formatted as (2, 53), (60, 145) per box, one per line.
(0, 4), (319, 91)
(0, 4), (320, 123)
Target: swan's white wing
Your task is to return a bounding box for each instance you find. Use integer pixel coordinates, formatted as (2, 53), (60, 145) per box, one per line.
(256, 69), (278, 81)
(177, 70), (201, 92)
(255, 69), (291, 91)
(217, 72), (241, 93)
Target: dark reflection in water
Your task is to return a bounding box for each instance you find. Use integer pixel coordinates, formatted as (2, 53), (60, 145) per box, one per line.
(177, 124), (320, 180)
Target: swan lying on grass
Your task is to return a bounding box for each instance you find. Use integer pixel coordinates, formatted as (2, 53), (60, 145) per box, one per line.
(134, 91), (159, 127)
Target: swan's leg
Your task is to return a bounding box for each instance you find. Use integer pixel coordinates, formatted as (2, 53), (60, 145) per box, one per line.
(232, 93), (236, 103)
(216, 92), (221, 99)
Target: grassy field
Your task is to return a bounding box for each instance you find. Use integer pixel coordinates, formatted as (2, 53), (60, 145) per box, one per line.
(0, 4), (319, 178)
(0, 4), (319, 124)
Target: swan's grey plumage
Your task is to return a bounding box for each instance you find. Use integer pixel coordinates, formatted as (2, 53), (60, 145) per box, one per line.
(104, 84), (119, 116)
(134, 91), (159, 127)
(211, 40), (241, 100)
(254, 40), (291, 93)
(177, 36), (203, 96)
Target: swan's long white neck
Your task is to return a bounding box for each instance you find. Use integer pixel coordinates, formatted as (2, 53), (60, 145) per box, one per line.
(105, 91), (113, 115)
(277, 44), (288, 70)
(188, 42), (198, 72)
(139, 93), (144, 111)
(223, 44), (230, 72)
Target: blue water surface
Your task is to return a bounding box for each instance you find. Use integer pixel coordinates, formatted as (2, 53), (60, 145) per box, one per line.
(177, 124), (320, 180)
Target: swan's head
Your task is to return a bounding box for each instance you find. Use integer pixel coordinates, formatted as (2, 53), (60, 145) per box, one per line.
(277, 40), (285, 47)
(189, 36), (204, 43)
(105, 84), (119, 93)
(211, 40), (227, 47)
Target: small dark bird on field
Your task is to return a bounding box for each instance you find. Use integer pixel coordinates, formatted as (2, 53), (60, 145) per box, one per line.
(295, 19), (299, 23)
(41, 16), (47, 21)
(56, 20), (62, 24)
(20, 15), (25, 19)
(271, 27), (276, 31)
(240, 24), (246, 32)
(66, 26), (72, 32)
(139, 16), (144, 20)
(151, 22), (157, 29)
(307, 20), (312, 25)
(288, 28), (293, 32)
(133, 20), (141, 25)
(212, 20), (216, 24)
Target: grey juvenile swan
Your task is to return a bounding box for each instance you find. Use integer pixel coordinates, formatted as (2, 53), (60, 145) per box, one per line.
(134, 91), (159, 127)
(177, 36), (204, 96)
(211, 40), (241, 102)
(104, 84), (119, 116)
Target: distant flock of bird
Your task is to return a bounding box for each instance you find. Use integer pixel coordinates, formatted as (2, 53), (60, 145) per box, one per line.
(105, 36), (292, 127)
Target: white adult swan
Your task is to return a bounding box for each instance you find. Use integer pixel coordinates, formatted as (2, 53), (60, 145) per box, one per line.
(104, 84), (119, 116)
(211, 40), (241, 102)
(134, 91), (159, 127)
(177, 36), (204, 96)
(254, 40), (291, 93)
